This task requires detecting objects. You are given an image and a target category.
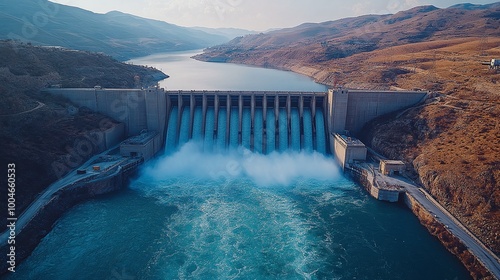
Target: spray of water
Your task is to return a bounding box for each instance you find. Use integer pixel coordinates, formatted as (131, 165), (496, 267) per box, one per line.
(141, 141), (341, 186)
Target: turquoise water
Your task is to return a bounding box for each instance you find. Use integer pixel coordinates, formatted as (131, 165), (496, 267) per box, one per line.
(7, 52), (471, 279)
(9, 145), (471, 279)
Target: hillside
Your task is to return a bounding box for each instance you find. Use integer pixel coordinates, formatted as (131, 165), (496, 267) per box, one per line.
(0, 40), (167, 221)
(0, 0), (228, 60)
(196, 3), (500, 256)
(359, 38), (500, 256)
(195, 3), (500, 68)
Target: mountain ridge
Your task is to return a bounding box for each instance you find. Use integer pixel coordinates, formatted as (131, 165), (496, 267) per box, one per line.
(0, 0), (229, 60)
(195, 3), (500, 66)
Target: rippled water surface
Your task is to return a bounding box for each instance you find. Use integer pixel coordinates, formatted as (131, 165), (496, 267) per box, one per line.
(11, 145), (470, 279)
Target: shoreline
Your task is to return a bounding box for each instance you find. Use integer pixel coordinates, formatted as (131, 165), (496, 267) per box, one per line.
(0, 155), (142, 276)
(347, 164), (499, 280)
(2, 147), (497, 278)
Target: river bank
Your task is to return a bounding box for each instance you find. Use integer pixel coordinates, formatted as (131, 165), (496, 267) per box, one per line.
(347, 162), (498, 280)
(0, 153), (142, 275)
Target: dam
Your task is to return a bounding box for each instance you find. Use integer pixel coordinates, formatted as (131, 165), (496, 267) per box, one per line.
(11, 84), (474, 279)
(10, 51), (484, 279)
(44, 87), (429, 156)
(164, 91), (328, 154)
(16, 81), (483, 280)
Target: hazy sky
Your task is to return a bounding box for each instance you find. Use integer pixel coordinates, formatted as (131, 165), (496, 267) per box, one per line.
(50, 0), (498, 30)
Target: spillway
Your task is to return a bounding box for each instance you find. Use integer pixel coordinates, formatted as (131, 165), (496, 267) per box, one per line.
(165, 91), (329, 154)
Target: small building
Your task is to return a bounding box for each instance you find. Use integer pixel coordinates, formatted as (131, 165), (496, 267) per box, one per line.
(491, 59), (500, 70)
(120, 131), (161, 162)
(380, 160), (405, 176)
(333, 134), (367, 170)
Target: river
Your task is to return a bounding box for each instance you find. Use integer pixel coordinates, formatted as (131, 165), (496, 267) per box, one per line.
(8, 51), (471, 280)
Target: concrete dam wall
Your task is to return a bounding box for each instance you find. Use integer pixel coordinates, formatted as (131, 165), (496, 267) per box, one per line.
(44, 87), (167, 145)
(327, 89), (428, 135)
(44, 88), (428, 154)
(164, 91), (328, 153)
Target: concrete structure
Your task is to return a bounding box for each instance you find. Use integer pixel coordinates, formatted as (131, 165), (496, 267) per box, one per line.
(100, 123), (126, 149)
(44, 87), (167, 144)
(348, 163), (403, 202)
(120, 131), (162, 162)
(371, 185), (402, 202)
(380, 160), (405, 176)
(327, 88), (428, 135)
(165, 90), (327, 153)
(491, 59), (500, 70)
(44, 87), (428, 156)
(332, 134), (367, 169)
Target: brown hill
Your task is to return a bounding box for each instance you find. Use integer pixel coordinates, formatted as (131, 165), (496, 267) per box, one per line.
(196, 4), (500, 256)
(0, 40), (167, 221)
(195, 3), (500, 66)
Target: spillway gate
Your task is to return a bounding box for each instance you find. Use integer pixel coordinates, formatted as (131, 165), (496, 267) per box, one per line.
(165, 91), (329, 154)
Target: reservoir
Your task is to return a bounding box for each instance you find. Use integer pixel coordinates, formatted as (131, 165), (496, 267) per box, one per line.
(9, 52), (471, 279)
(130, 50), (328, 91)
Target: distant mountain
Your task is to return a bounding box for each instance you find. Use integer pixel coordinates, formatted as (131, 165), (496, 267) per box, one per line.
(0, 0), (229, 60)
(195, 3), (500, 64)
(191, 27), (258, 41)
(449, 2), (500, 10)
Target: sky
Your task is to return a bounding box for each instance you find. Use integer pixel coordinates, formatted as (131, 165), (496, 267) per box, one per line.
(50, 0), (499, 31)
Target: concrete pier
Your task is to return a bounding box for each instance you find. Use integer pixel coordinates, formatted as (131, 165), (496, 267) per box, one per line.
(189, 94), (195, 140)
(274, 95), (280, 149)
(286, 94), (291, 147)
(202, 94), (207, 137)
(214, 94), (219, 142)
(250, 94), (255, 151)
(238, 95), (243, 145)
(263, 94), (268, 154)
(226, 94), (231, 147)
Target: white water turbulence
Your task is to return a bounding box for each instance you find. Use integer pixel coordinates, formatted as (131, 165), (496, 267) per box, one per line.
(131, 141), (352, 279)
(143, 142), (339, 186)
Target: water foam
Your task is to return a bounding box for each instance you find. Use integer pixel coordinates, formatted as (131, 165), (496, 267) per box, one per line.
(141, 141), (341, 187)
(129, 142), (348, 278)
